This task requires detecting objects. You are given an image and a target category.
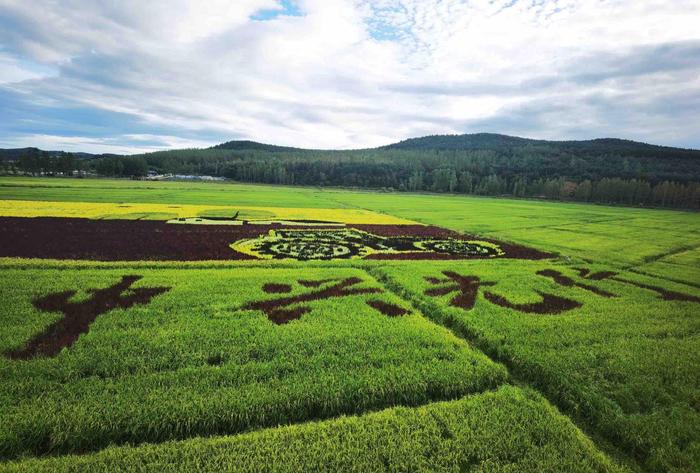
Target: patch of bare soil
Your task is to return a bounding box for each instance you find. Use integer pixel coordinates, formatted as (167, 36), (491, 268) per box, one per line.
(424, 270), (582, 314)
(482, 290), (582, 314)
(575, 267), (700, 303)
(611, 277), (700, 302)
(357, 224), (554, 260)
(0, 217), (327, 261)
(424, 271), (496, 310)
(575, 268), (618, 280)
(262, 283), (293, 293)
(298, 279), (337, 288)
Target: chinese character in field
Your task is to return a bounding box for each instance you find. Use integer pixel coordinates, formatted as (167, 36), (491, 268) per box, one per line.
(245, 277), (408, 325)
(536, 269), (616, 297)
(574, 268), (700, 303)
(424, 271), (496, 310)
(7, 275), (170, 360)
(425, 270), (581, 314)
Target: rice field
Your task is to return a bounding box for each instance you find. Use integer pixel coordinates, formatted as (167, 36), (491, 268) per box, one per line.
(0, 199), (415, 224)
(1, 177), (698, 472)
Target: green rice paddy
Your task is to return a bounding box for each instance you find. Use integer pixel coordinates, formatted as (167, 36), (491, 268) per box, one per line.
(1, 177), (698, 472)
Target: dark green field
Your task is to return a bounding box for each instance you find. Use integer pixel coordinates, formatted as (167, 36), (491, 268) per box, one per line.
(1, 177), (698, 472)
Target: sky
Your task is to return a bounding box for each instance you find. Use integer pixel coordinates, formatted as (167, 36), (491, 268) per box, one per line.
(1, 0), (699, 154)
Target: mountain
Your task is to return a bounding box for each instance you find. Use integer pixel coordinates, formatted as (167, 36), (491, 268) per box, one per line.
(5, 132), (700, 209)
(5, 134), (698, 159)
(211, 140), (303, 152)
(0, 148), (100, 161)
(384, 133), (537, 150)
(383, 133), (700, 158)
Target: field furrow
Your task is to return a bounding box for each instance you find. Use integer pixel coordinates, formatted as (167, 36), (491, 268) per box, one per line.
(373, 260), (700, 472)
(1, 178), (698, 472)
(0, 386), (625, 473)
(0, 266), (506, 459)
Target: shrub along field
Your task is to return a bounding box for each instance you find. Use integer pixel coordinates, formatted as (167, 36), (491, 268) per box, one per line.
(1, 177), (699, 472)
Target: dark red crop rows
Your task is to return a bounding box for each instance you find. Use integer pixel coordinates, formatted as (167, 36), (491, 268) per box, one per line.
(0, 217), (553, 261)
(0, 217), (275, 260)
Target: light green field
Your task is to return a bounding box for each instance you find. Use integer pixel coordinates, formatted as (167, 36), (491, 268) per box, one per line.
(1, 177), (699, 472)
(0, 266), (506, 459)
(375, 259), (700, 472)
(1, 386), (622, 473)
(2, 177), (697, 281)
(0, 177), (350, 208)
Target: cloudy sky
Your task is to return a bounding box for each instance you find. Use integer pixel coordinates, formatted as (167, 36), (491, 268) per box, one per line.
(1, 0), (699, 153)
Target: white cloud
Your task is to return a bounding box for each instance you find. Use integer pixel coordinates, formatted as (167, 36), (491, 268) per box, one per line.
(0, 54), (56, 84)
(1, 0), (700, 151)
(0, 133), (214, 154)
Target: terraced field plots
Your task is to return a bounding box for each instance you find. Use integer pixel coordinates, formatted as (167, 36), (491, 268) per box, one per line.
(1, 177), (699, 472)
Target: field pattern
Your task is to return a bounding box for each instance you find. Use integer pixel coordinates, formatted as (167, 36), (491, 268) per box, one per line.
(1, 177), (699, 473)
(0, 217), (545, 261)
(0, 267), (506, 459)
(2, 386), (622, 473)
(0, 199), (415, 224)
(375, 260), (700, 472)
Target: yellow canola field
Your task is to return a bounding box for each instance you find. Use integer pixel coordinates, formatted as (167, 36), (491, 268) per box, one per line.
(0, 200), (418, 225)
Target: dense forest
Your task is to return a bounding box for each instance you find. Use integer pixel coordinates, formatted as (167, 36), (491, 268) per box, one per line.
(3, 134), (700, 209)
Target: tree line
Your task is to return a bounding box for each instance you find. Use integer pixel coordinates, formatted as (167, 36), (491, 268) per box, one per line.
(2, 148), (83, 176)
(4, 144), (700, 209)
(133, 146), (700, 209)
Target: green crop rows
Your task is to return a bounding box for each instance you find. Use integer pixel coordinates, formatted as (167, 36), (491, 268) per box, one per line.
(0, 267), (507, 458)
(2, 386), (621, 473)
(1, 177), (699, 472)
(374, 260), (700, 472)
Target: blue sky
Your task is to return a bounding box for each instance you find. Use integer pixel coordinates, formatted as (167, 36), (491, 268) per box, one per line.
(1, 0), (699, 153)
(251, 0), (301, 20)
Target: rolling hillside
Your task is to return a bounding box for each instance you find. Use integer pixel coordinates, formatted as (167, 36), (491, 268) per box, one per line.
(3, 134), (699, 209)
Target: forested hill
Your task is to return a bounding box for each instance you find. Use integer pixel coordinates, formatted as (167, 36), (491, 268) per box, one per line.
(0, 147), (99, 161)
(385, 133), (535, 150)
(384, 133), (700, 158)
(3, 134), (700, 209)
(207, 134), (700, 158)
(211, 140), (303, 152)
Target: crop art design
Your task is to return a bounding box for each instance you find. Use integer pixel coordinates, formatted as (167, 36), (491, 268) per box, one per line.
(573, 268), (700, 302)
(232, 228), (504, 261)
(244, 277), (409, 324)
(6, 276), (170, 360)
(424, 267), (700, 315)
(0, 217), (551, 261)
(425, 271), (581, 314)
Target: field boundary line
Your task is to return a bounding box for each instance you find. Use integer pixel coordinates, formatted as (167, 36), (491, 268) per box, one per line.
(626, 268), (700, 290)
(0, 385), (507, 462)
(621, 242), (700, 288)
(364, 266), (641, 473)
(478, 216), (638, 235)
(635, 242), (700, 266)
(0, 385), (511, 465)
